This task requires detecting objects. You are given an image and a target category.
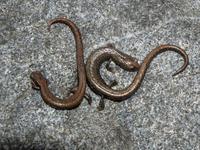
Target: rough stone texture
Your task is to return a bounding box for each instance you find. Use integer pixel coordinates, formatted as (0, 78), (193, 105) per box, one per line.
(0, 0), (200, 149)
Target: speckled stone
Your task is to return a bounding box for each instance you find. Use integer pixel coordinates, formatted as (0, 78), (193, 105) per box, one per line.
(0, 0), (200, 149)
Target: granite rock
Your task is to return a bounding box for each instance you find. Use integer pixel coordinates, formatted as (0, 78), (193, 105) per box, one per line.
(0, 0), (200, 149)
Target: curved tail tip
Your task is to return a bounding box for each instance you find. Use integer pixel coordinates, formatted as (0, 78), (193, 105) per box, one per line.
(172, 53), (189, 77)
(172, 72), (179, 77)
(172, 64), (188, 77)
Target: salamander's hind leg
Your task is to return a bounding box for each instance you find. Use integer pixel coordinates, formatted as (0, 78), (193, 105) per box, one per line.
(97, 79), (118, 111)
(97, 95), (105, 111)
(84, 93), (92, 105)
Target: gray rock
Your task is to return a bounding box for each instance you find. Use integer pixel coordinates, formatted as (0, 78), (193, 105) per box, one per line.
(0, 0), (199, 149)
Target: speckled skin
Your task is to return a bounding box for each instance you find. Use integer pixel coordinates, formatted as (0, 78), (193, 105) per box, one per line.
(0, 0), (199, 149)
(30, 17), (87, 109)
(86, 44), (189, 101)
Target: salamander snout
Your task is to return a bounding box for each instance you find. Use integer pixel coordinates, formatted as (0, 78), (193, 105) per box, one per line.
(122, 55), (140, 71)
(30, 71), (47, 90)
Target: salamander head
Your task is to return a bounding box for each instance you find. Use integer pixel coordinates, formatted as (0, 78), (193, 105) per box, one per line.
(125, 55), (140, 71)
(30, 71), (47, 90)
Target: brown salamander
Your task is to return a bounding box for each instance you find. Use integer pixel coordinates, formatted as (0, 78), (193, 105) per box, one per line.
(30, 16), (87, 109)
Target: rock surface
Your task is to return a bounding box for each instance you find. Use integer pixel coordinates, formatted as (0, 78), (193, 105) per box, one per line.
(0, 0), (199, 149)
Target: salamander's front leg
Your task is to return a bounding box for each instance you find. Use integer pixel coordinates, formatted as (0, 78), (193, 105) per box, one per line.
(106, 59), (116, 74)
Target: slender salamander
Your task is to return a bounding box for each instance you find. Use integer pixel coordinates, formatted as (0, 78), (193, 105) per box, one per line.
(86, 44), (189, 101)
(30, 16), (86, 109)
